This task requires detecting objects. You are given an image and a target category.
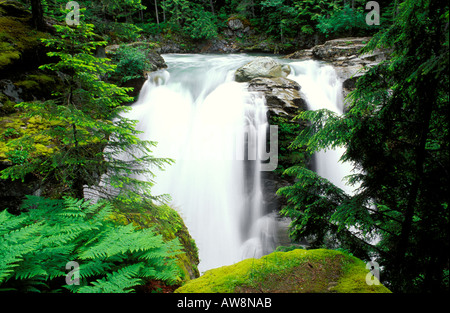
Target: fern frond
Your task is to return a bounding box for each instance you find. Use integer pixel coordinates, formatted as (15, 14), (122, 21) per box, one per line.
(79, 260), (114, 278)
(75, 263), (143, 293)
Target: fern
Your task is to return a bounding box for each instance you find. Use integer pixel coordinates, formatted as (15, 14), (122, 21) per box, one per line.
(76, 264), (143, 293)
(0, 196), (183, 293)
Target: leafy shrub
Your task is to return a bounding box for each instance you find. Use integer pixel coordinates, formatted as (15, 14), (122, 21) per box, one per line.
(137, 22), (167, 37)
(112, 23), (143, 42)
(269, 114), (307, 175)
(183, 9), (218, 40)
(316, 4), (374, 37)
(114, 45), (151, 83)
(0, 196), (183, 292)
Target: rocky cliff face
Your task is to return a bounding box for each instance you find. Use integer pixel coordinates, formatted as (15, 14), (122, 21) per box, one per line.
(285, 37), (390, 103)
(234, 57), (306, 118)
(234, 57), (307, 239)
(248, 77), (306, 117)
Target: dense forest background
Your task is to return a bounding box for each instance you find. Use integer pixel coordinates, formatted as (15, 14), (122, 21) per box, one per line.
(25, 0), (389, 50)
(0, 0), (449, 294)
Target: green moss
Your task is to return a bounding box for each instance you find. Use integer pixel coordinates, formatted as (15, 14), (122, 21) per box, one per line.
(27, 74), (55, 85)
(332, 256), (385, 293)
(175, 249), (391, 293)
(0, 113), (56, 161)
(12, 74), (56, 100)
(110, 201), (200, 282)
(0, 14), (48, 71)
(0, 45), (20, 68)
(14, 80), (39, 90)
(0, 92), (16, 115)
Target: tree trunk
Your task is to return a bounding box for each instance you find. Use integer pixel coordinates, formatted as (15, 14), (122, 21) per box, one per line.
(250, 0), (255, 18)
(154, 0), (160, 24)
(209, 0), (215, 14)
(393, 0), (443, 284)
(162, 0), (166, 22)
(31, 0), (45, 30)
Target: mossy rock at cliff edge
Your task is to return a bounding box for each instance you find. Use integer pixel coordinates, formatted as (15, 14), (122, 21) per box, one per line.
(175, 249), (391, 293)
(110, 202), (200, 282)
(0, 1), (49, 72)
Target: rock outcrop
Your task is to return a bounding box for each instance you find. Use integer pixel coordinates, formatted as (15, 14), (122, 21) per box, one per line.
(248, 77), (305, 117)
(235, 57), (291, 82)
(285, 37), (390, 101)
(235, 57), (305, 119)
(111, 202), (200, 281)
(234, 57), (307, 221)
(224, 17), (253, 38)
(311, 37), (372, 61)
(284, 49), (313, 60)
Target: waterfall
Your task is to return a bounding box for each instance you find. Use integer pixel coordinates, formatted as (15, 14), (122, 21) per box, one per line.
(287, 60), (378, 245)
(287, 60), (356, 195)
(128, 54), (277, 273)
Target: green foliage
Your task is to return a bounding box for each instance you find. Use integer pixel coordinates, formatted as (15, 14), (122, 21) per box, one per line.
(316, 4), (373, 37)
(279, 0), (449, 292)
(137, 22), (167, 36)
(5, 146), (30, 165)
(114, 45), (151, 83)
(277, 165), (374, 258)
(111, 23), (143, 42)
(269, 114), (307, 175)
(111, 200), (200, 280)
(0, 16), (172, 203)
(0, 196), (182, 292)
(161, 0), (190, 25)
(38, 0), (146, 22)
(294, 0), (338, 35)
(2, 127), (20, 139)
(183, 7), (218, 40)
(259, 0), (298, 40)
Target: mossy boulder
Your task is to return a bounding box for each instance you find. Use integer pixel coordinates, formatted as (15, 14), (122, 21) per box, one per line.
(110, 202), (200, 282)
(0, 113), (57, 162)
(0, 1), (49, 74)
(0, 91), (16, 115)
(175, 248), (391, 293)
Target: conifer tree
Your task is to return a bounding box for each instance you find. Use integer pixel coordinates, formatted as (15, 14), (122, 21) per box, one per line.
(1, 14), (171, 204)
(278, 0), (449, 292)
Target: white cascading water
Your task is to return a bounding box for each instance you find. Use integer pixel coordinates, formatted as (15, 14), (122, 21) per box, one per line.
(287, 60), (378, 245)
(128, 54), (277, 273)
(287, 60), (356, 195)
(126, 55), (363, 274)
